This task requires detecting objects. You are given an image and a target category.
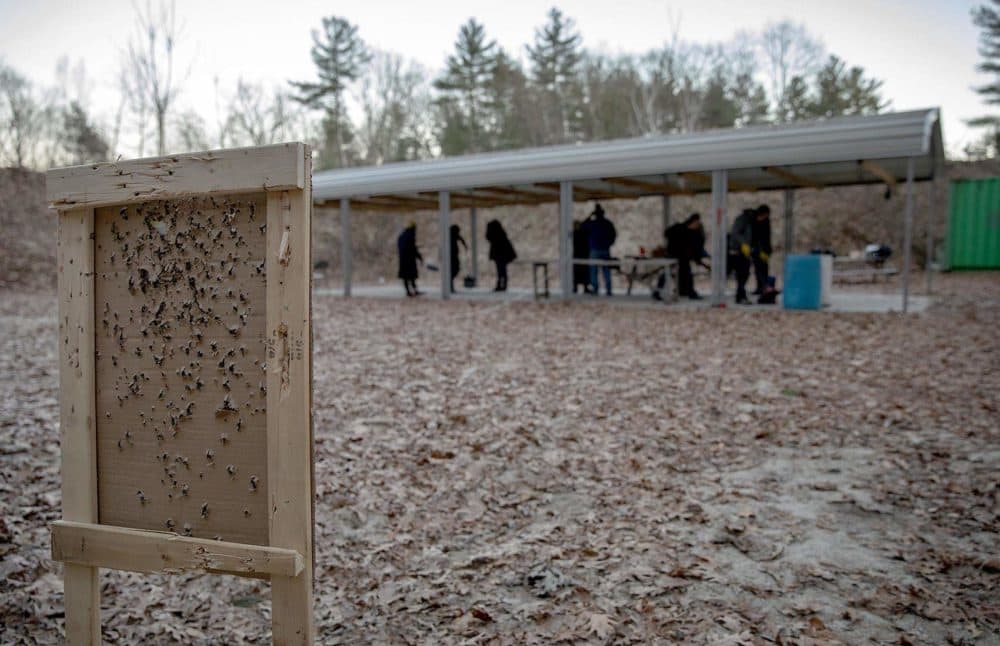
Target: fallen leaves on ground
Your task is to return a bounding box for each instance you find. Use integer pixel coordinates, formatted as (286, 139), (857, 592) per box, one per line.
(0, 273), (998, 644)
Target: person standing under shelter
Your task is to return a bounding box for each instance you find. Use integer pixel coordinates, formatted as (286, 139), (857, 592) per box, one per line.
(728, 208), (755, 305)
(397, 220), (423, 297)
(586, 203), (616, 296)
(485, 219), (516, 292)
(665, 213), (707, 299)
(751, 204), (772, 296)
(449, 224), (467, 293)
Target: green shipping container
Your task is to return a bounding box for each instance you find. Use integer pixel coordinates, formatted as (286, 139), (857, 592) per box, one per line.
(948, 178), (1000, 269)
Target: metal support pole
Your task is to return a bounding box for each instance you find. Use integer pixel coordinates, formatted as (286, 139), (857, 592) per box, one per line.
(559, 181), (573, 298)
(340, 198), (352, 297)
(902, 158), (915, 313)
(783, 189), (795, 256)
(469, 207), (479, 287)
(710, 170), (728, 305)
(925, 180), (936, 294)
(439, 191), (451, 300)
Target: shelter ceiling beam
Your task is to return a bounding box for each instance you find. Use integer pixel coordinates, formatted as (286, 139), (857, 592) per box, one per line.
(370, 194), (439, 208)
(535, 181), (625, 200)
(859, 160), (898, 191)
(679, 172), (755, 193)
(762, 166), (824, 190)
(474, 186), (555, 201)
(349, 198), (422, 212)
(419, 191), (523, 208)
(601, 176), (693, 196)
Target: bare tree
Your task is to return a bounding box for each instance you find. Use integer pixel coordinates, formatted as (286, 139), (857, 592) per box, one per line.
(357, 50), (433, 164)
(174, 109), (209, 152)
(225, 79), (300, 147)
(0, 63), (43, 168)
(118, 64), (150, 157)
(630, 48), (673, 135)
(760, 21), (824, 122)
(122, 0), (184, 156)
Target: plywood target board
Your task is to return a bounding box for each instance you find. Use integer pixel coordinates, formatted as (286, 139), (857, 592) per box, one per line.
(94, 194), (269, 545)
(48, 143), (315, 644)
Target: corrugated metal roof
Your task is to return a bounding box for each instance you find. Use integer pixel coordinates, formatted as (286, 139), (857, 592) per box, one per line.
(313, 108), (943, 205)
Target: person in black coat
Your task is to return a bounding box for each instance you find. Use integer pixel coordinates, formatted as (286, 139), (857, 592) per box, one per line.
(585, 203), (617, 295)
(751, 204), (772, 296)
(449, 224), (467, 293)
(664, 213), (707, 299)
(485, 219), (516, 291)
(397, 221), (423, 297)
(572, 220), (591, 293)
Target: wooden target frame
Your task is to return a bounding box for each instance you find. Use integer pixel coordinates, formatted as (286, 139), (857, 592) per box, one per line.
(48, 143), (314, 644)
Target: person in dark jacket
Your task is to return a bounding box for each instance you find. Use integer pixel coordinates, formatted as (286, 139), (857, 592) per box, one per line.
(449, 224), (467, 293)
(728, 208), (755, 304)
(572, 220), (591, 293)
(397, 221), (423, 297)
(664, 213), (707, 299)
(751, 204), (772, 296)
(485, 219), (516, 291)
(586, 203), (616, 295)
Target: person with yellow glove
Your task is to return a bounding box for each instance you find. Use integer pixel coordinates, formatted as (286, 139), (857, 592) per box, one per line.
(728, 208), (756, 304)
(751, 204), (773, 297)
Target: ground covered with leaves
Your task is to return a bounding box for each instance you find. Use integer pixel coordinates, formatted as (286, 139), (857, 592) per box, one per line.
(1, 275), (997, 644)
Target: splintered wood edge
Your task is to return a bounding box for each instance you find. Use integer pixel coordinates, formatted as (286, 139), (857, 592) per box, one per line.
(47, 143), (306, 210)
(50, 520), (304, 578)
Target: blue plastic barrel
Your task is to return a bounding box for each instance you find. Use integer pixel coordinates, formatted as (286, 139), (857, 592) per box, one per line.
(783, 255), (822, 310)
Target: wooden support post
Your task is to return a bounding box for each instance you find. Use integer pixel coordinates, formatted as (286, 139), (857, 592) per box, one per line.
(439, 192), (451, 299)
(47, 144), (306, 210)
(58, 206), (100, 646)
(469, 207), (479, 287)
(559, 181), (573, 297)
(763, 166), (824, 190)
(340, 198), (352, 297)
(266, 148), (314, 644)
(710, 170), (728, 306)
(51, 521), (304, 577)
(860, 160), (899, 193)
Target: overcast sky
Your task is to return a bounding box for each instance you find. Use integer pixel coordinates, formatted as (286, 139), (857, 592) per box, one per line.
(0, 0), (991, 155)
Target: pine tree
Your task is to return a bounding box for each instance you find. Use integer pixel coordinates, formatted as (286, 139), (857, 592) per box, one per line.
(434, 18), (498, 154)
(973, 0), (1000, 105)
(527, 7), (584, 143)
(699, 68), (738, 129)
(62, 101), (109, 163)
(729, 73), (770, 127)
(811, 55), (885, 118)
(967, 1), (1000, 157)
(290, 16), (371, 169)
(488, 51), (533, 149)
(780, 76), (813, 122)
(580, 53), (642, 140)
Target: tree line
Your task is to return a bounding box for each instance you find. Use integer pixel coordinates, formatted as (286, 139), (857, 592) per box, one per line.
(2, 3), (992, 170)
(294, 10), (890, 170)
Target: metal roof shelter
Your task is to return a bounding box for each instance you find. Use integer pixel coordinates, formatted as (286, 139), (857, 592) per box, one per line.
(314, 108), (944, 311)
